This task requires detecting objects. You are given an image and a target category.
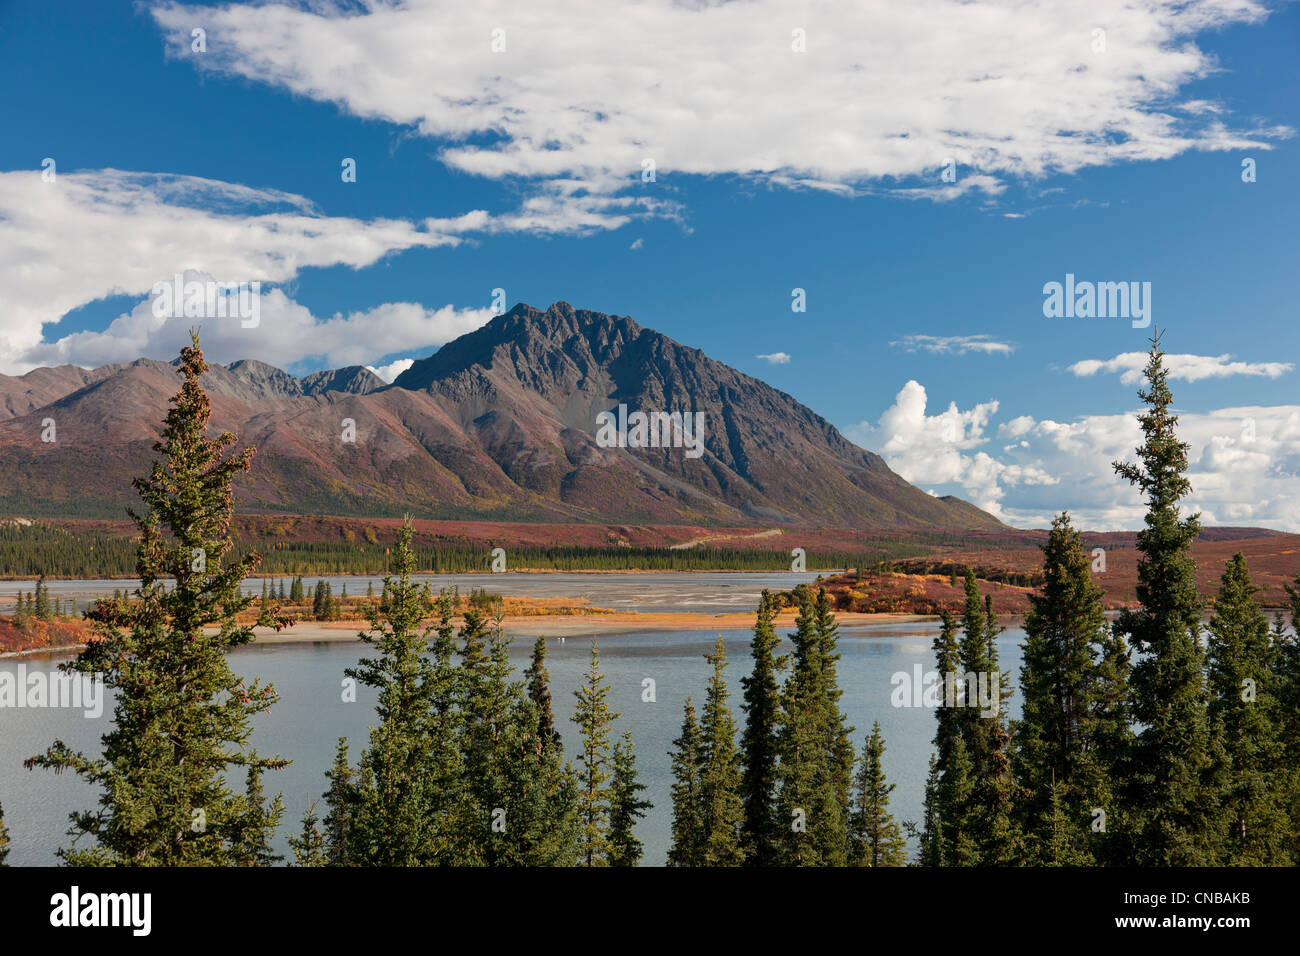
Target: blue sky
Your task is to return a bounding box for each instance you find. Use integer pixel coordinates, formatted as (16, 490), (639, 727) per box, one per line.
(1, 0), (1297, 529)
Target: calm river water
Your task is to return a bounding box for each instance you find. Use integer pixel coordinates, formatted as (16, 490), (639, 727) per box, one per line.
(0, 574), (1027, 866)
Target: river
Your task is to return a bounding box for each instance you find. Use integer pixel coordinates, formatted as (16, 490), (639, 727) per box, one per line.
(0, 573), (1027, 866)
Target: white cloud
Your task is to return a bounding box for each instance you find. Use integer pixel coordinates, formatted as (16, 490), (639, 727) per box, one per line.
(150, 0), (1290, 207)
(368, 358), (417, 383)
(0, 169), (489, 373)
(891, 334), (1016, 356)
(844, 380), (1057, 521)
(629, 237), (644, 250)
(1069, 351), (1293, 385)
(846, 382), (1300, 530)
(17, 272), (496, 372)
(757, 352), (791, 364)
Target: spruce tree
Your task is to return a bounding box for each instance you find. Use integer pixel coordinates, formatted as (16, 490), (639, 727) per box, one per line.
(465, 620), (580, 866)
(525, 637), (559, 749)
(849, 721), (907, 866)
(938, 735), (977, 866)
(698, 636), (745, 865)
(1206, 554), (1289, 864)
(917, 754), (943, 866)
(572, 640), (617, 865)
(812, 588), (856, 848)
(34, 574), (49, 621)
(739, 590), (784, 865)
(607, 731), (651, 866)
(1112, 330), (1224, 865)
(921, 610), (962, 864)
(1014, 514), (1115, 865)
(231, 766), (284, 866)
(26, 331), (287, 865)
(668, 697), (705, 866)
(345, 519), (442, 865)
(322, 737), (357, 866)
(289, 800), (329, 866)
(774, 589), (851, 865)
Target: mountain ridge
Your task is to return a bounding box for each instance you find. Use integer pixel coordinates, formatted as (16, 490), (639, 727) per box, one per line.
(0, 302), (1003, 529)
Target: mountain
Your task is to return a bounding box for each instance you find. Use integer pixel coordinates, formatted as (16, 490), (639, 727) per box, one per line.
(0, 302), (1002, 529)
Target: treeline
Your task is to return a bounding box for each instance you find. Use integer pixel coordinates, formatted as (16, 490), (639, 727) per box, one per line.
(0, 522), (892, 576)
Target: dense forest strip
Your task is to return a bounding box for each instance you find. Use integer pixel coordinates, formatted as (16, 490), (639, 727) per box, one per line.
(0, 520), (931, 577)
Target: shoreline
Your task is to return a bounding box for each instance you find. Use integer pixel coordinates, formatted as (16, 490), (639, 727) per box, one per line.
(0, 610), (936, 659)
(0, 567), (850, 584)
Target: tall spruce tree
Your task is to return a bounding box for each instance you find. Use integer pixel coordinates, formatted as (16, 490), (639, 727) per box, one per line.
(572, 640), (617, 866)
(468, 622), (580, 866)
(1206, 553), (1289, 864)
(607, 730), (651, 866)
(919, 610), (963, 865)
(739, 590), (784, 865)
(1111, 330), (1224, 865)
(26, 331), (287, 865)
(1014, 514), (1115, 865)
(698, 636), (745, 865)
(774, 589), (851, 865)
(849, 722), (907, 866)
(525, 637), (559, 750)
(321, 737), (357, 866)
(917, 754), (943, 866)
(668, 697), (705, 866)
(937, 735), (978, 866)
(812, 588), (857, 844)
(345, 519), (441, 865)
(34, 574), (50, 621)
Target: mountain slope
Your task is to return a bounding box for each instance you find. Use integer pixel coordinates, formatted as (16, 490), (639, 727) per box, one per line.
(0, 302), (1001, 529)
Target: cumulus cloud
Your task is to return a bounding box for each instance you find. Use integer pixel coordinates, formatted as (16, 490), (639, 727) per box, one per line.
(891, 334), (1016, 356)
(149, 0), (1290, 206)
(1069, 351), (1293, 385)
(757, 352), (791, 364)
(16, 272), (496, 372)
(844, 381), (1056, 521)
(846, 382), (1300, 530)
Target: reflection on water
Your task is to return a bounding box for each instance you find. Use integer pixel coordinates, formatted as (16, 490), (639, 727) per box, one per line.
(0, 616), (1026, 866)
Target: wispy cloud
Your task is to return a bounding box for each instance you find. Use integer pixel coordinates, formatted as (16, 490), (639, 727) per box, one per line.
(1069, 352), (1293, 385)
(891, 334), (1016, 356)
(756, 352), (791, 365)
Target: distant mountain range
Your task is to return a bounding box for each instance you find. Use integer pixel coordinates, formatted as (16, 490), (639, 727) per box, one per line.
(0, 302), (1002, 528)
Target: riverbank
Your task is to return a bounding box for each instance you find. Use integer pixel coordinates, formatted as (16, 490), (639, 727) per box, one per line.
(233, 609), (933, 644)
(0, 609), (936, 658)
